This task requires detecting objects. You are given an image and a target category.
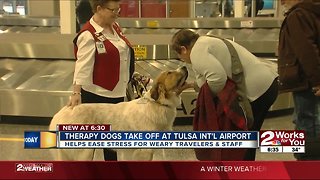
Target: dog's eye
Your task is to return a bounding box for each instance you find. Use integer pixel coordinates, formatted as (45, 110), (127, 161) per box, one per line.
(167, 72), (172, 75)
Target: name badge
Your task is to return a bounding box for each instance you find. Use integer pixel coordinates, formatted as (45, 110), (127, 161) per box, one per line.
(96, 41), (106, 54)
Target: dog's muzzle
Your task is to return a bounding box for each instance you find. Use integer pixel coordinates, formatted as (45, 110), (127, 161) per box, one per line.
(178, 66), (188, 86)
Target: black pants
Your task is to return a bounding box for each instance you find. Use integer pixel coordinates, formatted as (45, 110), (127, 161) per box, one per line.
(81, 89), (124, 161)
(244, 78), (279, 160)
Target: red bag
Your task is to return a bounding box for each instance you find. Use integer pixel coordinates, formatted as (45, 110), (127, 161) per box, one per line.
(193, 80), (248, 161)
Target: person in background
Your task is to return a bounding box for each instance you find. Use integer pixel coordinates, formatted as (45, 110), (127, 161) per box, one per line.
(0, 8), (6, 15)
(219, 0), (233, 17)
(171, 29), (278, 160)
(76, 0), (94, 32)
(247, 0), (264, 17)
(278, 0), (320, 160)
(219, 0), (264, 17)
(69, 0), (135, 161)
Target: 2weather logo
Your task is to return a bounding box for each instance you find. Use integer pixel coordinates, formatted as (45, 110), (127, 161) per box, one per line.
(16, 163), (53, 172)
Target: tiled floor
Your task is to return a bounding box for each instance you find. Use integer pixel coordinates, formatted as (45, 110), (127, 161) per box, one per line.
(0, 112), (295, 161)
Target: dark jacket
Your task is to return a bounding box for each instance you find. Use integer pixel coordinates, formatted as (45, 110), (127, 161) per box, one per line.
(247, 0), (264, 16)
(76, 0), (93, 24)
(278, 2), (320, 92)
(193, 80), (248, 161)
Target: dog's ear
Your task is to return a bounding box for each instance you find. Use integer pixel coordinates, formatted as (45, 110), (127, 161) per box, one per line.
(150, 83), (166, 101)
(150, 83), (159, 101)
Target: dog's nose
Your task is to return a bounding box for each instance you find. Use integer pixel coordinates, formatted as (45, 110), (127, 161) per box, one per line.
(179, 66), (187, 72)
(180, 66), (188, 78)
(178, 66), (188, 74)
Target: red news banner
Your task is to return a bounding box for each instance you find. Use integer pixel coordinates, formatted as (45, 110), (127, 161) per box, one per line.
(57, 124), (111, 131)
(260, 130), (305, 153)
(1, 162), (320, 179)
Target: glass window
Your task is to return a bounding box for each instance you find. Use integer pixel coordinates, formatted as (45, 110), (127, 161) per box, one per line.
(195, 0), (221, 18)
(119, 0), (166, 18)
(120, 0), (139, 18)
(0, 0), (27, 15)
(141, 0), (166, 18)
(258, 0), (276, 17)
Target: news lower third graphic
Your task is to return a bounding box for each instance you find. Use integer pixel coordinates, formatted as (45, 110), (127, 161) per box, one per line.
(24, 131), (57, 148)
(57, 131), (258, 148)
(57, 124), (111, 131)
(23, 125), (305, 153)
(259, 130), (305, 153)
(16, 163), (53, 173)
(24, 124), (258, 149)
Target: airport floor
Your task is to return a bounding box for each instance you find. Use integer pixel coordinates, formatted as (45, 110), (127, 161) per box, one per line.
(0, 111), (295, 161)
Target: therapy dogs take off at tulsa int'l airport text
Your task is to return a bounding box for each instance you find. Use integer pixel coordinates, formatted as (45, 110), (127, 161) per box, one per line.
(49, 66), (189, 161)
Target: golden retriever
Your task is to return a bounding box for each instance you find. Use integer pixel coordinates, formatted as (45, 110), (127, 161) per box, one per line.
(49, 66), (188, 161)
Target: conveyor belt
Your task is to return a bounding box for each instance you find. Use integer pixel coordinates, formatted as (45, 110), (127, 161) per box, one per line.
(0, 25), (60, 33)
(0, 58), (293, 118)
(0, 16), (59, 34)
(0, 17), (293, 119)
(0, 58), (197, 117)
(0, 17), (281, 55)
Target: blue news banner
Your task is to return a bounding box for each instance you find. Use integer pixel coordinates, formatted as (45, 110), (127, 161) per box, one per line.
(56, 131), (258, 149)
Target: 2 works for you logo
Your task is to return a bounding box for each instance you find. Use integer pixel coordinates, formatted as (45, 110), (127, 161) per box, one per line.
(260, 130), (305, 146)
(15, 163), (53, 173)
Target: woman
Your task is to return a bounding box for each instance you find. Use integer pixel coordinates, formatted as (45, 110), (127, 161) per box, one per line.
(69, 0), (135, 161)
(171, 29), (278, 160)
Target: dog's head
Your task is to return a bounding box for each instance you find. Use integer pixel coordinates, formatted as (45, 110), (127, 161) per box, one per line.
(147, 66), (188, 107)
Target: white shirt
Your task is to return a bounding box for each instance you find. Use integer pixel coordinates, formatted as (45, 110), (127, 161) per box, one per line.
(190, 36), (278, 101)
(73, 18), (130, 98)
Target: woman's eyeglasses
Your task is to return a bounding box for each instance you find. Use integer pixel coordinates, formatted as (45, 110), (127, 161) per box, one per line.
(105, 7), (121, 14)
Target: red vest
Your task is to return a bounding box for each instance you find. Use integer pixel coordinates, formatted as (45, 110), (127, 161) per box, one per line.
(73, 22), (135, 91)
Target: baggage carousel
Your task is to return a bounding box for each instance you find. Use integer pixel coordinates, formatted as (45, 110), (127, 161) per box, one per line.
(0, 58), (198, 118)
(0, 16), (293, 119)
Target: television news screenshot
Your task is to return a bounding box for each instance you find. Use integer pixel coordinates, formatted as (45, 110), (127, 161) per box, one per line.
(1, 0), (320, 179)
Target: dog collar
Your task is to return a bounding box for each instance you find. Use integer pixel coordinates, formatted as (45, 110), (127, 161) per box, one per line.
(137, 97), (172, 108)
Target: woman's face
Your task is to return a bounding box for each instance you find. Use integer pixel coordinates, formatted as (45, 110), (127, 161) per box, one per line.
(96, 1), (120, 25)
(177, 46), (192, 64)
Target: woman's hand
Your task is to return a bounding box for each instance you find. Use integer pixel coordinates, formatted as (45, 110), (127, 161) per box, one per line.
(67, 93), (82, 109)
(313, 86), (320, 96)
